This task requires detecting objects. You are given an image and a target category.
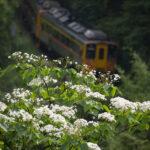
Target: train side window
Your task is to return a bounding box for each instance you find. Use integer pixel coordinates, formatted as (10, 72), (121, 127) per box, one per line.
(86, 44), (96, 59)
(99, 48), (104, 59)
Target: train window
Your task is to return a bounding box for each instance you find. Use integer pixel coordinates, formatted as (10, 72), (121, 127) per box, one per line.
(86, 44), (96, 59)
(108, 45), (117, 59)
(99, 48), (104, 59)
(42, 19), (80, 52)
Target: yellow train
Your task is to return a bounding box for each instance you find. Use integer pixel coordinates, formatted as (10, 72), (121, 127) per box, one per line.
(26, 0), (118, 71)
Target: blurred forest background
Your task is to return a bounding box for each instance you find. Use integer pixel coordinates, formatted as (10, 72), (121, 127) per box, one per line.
(0, 0), (150, 101)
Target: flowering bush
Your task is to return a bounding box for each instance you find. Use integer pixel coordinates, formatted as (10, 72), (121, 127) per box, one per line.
(0, 52), (149, 150)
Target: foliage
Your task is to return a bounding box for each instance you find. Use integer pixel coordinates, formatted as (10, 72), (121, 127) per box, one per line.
(119, 53), (150, 101)
(0, 0), (36, 68)
(0, 52), (149, 150)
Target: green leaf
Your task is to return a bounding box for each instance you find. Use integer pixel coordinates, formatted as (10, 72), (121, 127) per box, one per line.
(0, 124), (7, 132)
(0, 64), (16, 79)
(103, 105), (110, 112)
(40, 88), (49, 99)
(0, 141), (4, 149)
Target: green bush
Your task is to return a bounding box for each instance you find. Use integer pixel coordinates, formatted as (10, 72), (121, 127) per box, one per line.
(0, 52), (149, 150)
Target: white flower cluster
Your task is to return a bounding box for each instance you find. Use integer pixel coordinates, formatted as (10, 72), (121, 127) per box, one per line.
(86, 92), (106, 101)
(88, 121), (99, 127)
(70, 84), (91, 93)
(9, 109), (33, 122)
(28, 76), (57, 87)
(50, 104), (77, 119)
(110, 97), (138, 112)
(8, 52), (48, 63)
(40, 124), (63, 138)
(110, 97), (150, 112)
(76, 70), (96, 80)
(64, 119), (99, 135)
(34, 104), (78, 137)
(87, 142), (101, 150)
(139, 101), (150, 112)
(70, 84), (106, 100)
(34, 106), (67, 125)
(36, 98), (44, 106)
(0, 102), (7, 112)
(0, 113), (14, 122)
(74, 119), (88, 128)
(5, 88), (31, 103)
(98, 112), (116, 122)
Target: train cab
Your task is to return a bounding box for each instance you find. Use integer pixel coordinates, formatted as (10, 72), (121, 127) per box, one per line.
(83, 42), (117, 71)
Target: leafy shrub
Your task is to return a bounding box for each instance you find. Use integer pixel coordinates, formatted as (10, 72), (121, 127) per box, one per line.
(0, 52), (149, 150)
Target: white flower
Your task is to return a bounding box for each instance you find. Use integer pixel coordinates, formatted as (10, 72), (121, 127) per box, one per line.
(70, 84), (91, 93)
(0, 113), (14, 122)
(110, 97), (138, 112)
(139, 101), (150, 112)
(40, 124), (58, 132)
(34, 106), (53, 117)
(9, 52), (48, 64)
(40, 124), (63, 138)
(49, 113), (67, 125)
(113, 74), (120, 82)
(88, 121), (99, 127)
(63, 124), (76, 135)
(70, 84), (106, 100)
(74, 119), (88, 128)
(87, 142), (101, 150)
(51, 104), (76, 119)
(86, 92), (106, 101)
(87, 70), (97, 80)
(32, 121), (40, 130)
(34, 106), (67, 125)
(36, 98), (44, 105)
(98, 112), (116, 122)
(9, 109), (33, 122)
(0, 102), (7, 112)
(5, 88), (31, 103)
(28, 76), (57, 87)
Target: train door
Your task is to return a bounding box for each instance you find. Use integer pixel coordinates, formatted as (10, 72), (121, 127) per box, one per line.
(96, 43), (107, 71)
(84, 44), (97, 69)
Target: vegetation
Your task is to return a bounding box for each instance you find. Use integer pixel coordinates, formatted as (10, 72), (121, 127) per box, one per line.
(0, 52), (149, 150)
(0, 1), (150, 149)
(0, 0), (36, 68)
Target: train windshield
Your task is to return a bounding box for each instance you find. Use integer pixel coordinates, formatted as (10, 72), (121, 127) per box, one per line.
(86, 44), (96, 59)
(107, 44), (117, 60)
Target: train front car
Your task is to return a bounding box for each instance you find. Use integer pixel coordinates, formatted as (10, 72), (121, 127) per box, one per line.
(83, 30), (118, 72)
(34, 0), (118, 72)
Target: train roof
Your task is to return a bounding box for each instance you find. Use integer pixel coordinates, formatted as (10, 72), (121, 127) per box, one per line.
(36, 0), (112, 44)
